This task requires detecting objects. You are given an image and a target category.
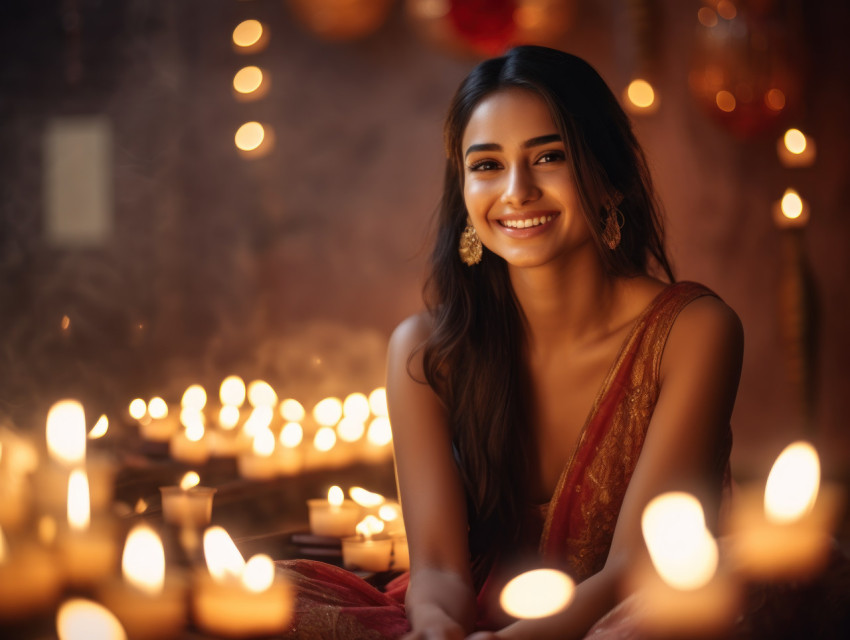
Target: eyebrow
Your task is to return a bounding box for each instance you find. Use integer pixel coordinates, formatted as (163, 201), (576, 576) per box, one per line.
(464, 134), (562, 158)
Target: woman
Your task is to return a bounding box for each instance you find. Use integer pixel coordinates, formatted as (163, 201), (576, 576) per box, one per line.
(386, 45), (742, 639)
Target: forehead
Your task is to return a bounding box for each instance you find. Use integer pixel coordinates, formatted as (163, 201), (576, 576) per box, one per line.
(462, 88), (557, 147)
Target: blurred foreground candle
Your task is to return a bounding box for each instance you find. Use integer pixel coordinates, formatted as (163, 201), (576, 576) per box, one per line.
(308, 485), (359, 537)
(160, 471), (216, 528)
(342, 515), (392, 572)
(193, 527), (292, 638)
(630, 492), (740, 638)
(728, 441), (843, 580)
(57, 598), (127, 640)
(58, 468), (118, 587)
(0, 526), (63, 621)
(98, 524), (187, 640)
(500, 568), (575, 619)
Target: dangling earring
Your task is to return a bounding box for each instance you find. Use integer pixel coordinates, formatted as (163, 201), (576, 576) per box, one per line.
(458, 220), (482, 266)
(602, 193), (624, 250)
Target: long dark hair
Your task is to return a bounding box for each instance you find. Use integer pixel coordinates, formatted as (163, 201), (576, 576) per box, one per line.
(420, 46), (674, 584)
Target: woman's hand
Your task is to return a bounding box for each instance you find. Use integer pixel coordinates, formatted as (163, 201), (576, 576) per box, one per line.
(401, 603), (468, 640)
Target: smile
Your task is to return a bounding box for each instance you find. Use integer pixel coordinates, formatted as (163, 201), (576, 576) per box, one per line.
(499, 214), (557, 229)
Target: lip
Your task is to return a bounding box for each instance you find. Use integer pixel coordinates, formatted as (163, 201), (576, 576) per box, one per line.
(494, 211), (560, 237)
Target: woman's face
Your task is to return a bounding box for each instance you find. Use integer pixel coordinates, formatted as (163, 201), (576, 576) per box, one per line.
(461, 88), (591, 270)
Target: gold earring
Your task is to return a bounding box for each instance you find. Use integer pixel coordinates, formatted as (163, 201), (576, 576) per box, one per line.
(602, 194), (624, 250)
(458, 223), (482, 266)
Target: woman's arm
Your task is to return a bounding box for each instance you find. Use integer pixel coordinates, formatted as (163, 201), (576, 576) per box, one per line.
(486, 295), (745, 640)
(387, 314), (478, 639)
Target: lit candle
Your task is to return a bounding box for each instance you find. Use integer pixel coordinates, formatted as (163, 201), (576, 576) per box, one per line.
(342, 515), (393, 572)
(378, 501), (405, 536)
(276, 421), (304, 476)
(350, 486), (386, 517)
(193, 526), (293, 638)
(237, 427), (279, 480)
(727, 441), (843, 580)
(159, 471), (217, 528)
(57, 598), (127, 640)
(362, 416), (394, 464)
(776, 128), (816, 168)
(772, 188), (811, 230)
(138, 396), (179, 442)
(307, 486), (360, 538)
(97, 524), (187, 640)
(58, 468), (119, 587)
(0, 525), (63, 621)
(629, 492), (740, 637)
(500, 568), (574, 619)
(169, 410), (210, 465)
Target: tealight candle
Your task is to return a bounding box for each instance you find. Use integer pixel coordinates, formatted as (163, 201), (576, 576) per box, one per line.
(307, 486), (360, 538)
(236, 428), (278, 480)
(342, 515), (393, 572)
(276, 422), (304, 476)
(97, 524), (187, 640)
(727, 441), (843, 581)
(193, 527), (293, 638)
(0, 527), (63, 621)
(629, 492), (740, 638)
(169, 413), (210, 465)
(159, 471), (217, 528)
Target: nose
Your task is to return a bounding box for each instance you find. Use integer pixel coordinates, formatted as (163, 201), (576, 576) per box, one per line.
(500, 164), (540, 207)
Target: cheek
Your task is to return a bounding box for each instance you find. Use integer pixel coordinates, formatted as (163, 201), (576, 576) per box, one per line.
(463, 180), (493, 214)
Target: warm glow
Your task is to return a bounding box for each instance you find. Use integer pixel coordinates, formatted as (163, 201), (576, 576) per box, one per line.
(765, 441), (820, 524)
(128, 398), (147, 420)
(243, 405), (273, 437)
(204, 526), (245, 582)
(279, 422), (304, 448)
(626, 79), (656, 109)
(379, 503), (402, 523)
(313, 397), (343, 427)
(280, 398), (306, 422)
(181, 385), (207, 411)
(134, 498), (148, 514)
(314, 426), (337, 452)
(57, 598), (127, 640)
(180, 471), (201, 491)
(500, 568), (575, 619)
(67, 468), (91, 531)
(38, 516), (58, 545)
(356, 515), (385, 539)
(219, 404), (240, 430)
(337, 417), (366, 442)
(88, 414), (109, 439)
(369, 387), (388, 417)
(148, 397), (168, 420)
(697, 7), (718, 28)
(252, 428), (275, 457)
(716, 0), (737, 20)
(780, 189), (804, 220)
(247, 380), (277, 407)
(184, 419), (205, 442)
(61, 314), (71, 331)
(350, 487), (385, 508)
(715, 90), (736, 112)
(642, 492), (718, 590)
(235, 122), (265, 152)
(328, 485), (344, 507)
(411, 0), (450, 19)
(241, 554), (275, 593)
(122, 525), (165, 596)
(367, 417), (393, 446)
(765, 88), (786, 111)
(783, 128), (807, 154)
(233, 65), (264, 94)
(343, 392), (371, 422)
(232, 19), (263, 48)
(220, 375), (247, 407)
(47, 399), (87, 466)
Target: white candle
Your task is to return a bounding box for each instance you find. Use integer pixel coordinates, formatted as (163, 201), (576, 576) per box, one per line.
(159, 471), (216, 528)
(236, 427), (278, 480)
(307, 486), (360, 538)
(169, 411), (210, 464)
(342, 515), (393, 572)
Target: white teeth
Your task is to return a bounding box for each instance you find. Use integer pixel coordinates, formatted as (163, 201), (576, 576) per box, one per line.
(502, 214), (555, 229)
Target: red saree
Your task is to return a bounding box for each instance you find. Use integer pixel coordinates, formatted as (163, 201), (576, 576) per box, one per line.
(279, 282), (728, 638)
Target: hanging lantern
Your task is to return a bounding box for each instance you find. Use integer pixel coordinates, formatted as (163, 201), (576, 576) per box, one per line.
(287, 0), (395, 42)
(688, 1), (802, 138)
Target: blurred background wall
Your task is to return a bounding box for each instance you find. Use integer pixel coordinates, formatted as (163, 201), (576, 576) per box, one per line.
(1, 0), (847, 483)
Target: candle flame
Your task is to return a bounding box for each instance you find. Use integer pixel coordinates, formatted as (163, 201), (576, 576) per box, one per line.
(327, 485), (344, 507)
(343, 392), (371, 422)
(57, 598), (127, 640)
(313, 426), (337, 452)
(148, 397), (168, 420)
(366, 417), (393, 446)
(47, 400), (87, 466)
(641, 492), (718, 590)
(122, 525), (165, 596)
(783, 128), (807, 155)
(203, 526), (245, 582)
(499, 568), (575, 619)
(128, 398), (147, 420)
(88, 414), (109, 439)
(279, 422), (303, 448)
(356, 515), (385, 539)
(241, 554), (275, 593)
(181, 384), (207, 411)
(247, 380), (277, 408)
(765, 441), (820, 524)
(243, 406), (273, 436)
(378, 503), (402, 522)
(313, 397), (343, 427)
(253, 428), (275, 457)
(67, 468), (91, 531)
(780, 189), (804, 220)
(337, 417), (366, 442)
(232, 19), (263, 48)
(350, 487), (385, 508)
(219, 404), (240, 430)
(280, 398), (305, 422)
(180, 407), (205, 430)
(180, 471), (200, 490)
(184, 419), (205, 442)
(220, 375), (246, 407)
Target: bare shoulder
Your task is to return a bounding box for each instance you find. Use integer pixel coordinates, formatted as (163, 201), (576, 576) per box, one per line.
(387, 311), (436, 382)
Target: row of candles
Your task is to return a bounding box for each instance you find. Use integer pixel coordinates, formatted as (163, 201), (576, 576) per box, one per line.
(127, 376), (395, 476)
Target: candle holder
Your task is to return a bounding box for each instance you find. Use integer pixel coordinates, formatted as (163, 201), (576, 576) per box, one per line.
(57, 517), (120, 588)
(307, 498), (360, 538)
(341, 535), (393, 572)
(97, 572), (188, 640)
(159, 485), (217, 529)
